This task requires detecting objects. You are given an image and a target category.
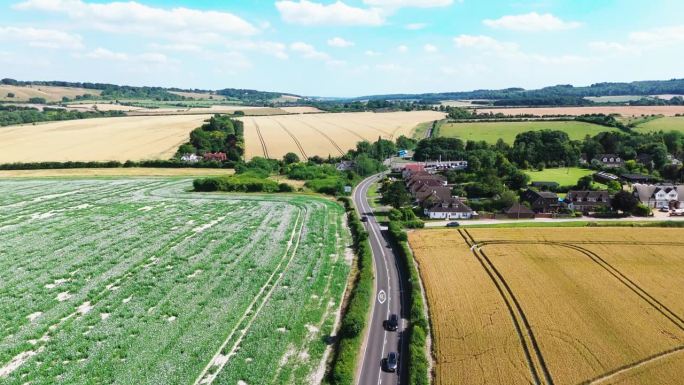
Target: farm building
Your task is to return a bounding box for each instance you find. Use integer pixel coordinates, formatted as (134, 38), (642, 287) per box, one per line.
(633, 184), (684, 208)
(520, 189), (561, 213)
(565, 190), (611, 213)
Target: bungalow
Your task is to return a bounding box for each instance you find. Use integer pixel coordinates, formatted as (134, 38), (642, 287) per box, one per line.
(203, 152), (227, 161)
(565, 190), (611, 213)
(520, 189), (560, 213)
(424, 198), (474, 220)
(594, 154), (624, 168)
(414, 185), (452, 205)
(180, 153), (201, 163)
(505, 202), (535, 219)
(633, 184), (684, 209)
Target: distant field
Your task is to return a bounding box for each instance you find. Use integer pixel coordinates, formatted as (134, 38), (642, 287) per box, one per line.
(0, 168), (235, 178)
(0, 178), (349, 385)
(279, 106), (323, 114)
(524, 167), (594, 186)
(476, 106), (684, 117)
(634, 117), (684, 133)
(410, 227), (684, 385)
(0, 115), (210, 163)
(584, 95), (645, 103)
(0, 85), (101, 102)
(167, 90), (226, 100)
(241, 111), (445, 160)
(437, 121), (615, 143)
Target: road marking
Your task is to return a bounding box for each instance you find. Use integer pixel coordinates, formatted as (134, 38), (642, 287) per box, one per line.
(378, 290), (387, 304)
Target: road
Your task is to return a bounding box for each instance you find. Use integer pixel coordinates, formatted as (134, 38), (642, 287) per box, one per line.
(354, 173), (409, 385)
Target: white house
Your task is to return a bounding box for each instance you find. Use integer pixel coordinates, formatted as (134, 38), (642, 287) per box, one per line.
(424, 199), (474, 220)
(633, 184), (684, 208)
(180, 154), (201, 163)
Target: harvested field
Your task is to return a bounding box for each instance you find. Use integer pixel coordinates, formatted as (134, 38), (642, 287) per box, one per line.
(437, 120), (615, 144)
(0, 178), (350, 385)
(167, 91), (226, 100)
(0, 85), (101, 102)
(66, 103), (146, 112)
(279, 106), (324, 114)
(0, 168), (235, 178)
(475, 106), (684, 117)
(0, 115), (211, 163)
(127, 105), (288, 116)
(241, 111), (445, 159)
(409, 227), (684, 385)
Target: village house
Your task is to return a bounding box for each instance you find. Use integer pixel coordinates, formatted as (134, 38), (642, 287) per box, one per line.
(633, 184), (684, 209)
(414, 185), (452, 205)
(594, 154), (625, 168)
(180, 153), (201, 163)
(520, 189), (560, 213)
(203, 152), (227, 161)
(505, 202), (536, 219)
(424, 198), (474, 220)
(565, 190), (611, 213)
(401, 163), (426, 179)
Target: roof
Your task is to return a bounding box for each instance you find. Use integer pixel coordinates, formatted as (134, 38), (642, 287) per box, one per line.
(621, 173), (653, 181)
(505, 202), (535, 215)
(523, 189), (558, 200)
(531, 181), (560, 187)
(415, 186), (452, 203)
(426, 199), (473, 213)
(633, 184), (684, 202)
(566, 190), (611, 201)
(595, 171), (619, 181)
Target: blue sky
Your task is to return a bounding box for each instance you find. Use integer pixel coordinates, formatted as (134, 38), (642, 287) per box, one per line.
(1, 0), (683, 96)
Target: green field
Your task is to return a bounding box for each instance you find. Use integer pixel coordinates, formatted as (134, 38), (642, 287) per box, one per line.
(524, 167), (594, 186)
(0, 179), (350, 385)
(634, 116), (684, 133)
(437, 121), (618, 143)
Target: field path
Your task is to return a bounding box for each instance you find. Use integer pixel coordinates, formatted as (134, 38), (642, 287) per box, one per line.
(270, 118), (309, 160)
(251, 118), (270, 158)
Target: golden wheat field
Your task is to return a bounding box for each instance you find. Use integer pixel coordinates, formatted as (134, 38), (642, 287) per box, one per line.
(0, 115), (211, 163)
(409, 228), (684, 385)
(240, 111), (445, 160)
(0, 85), (101, 102)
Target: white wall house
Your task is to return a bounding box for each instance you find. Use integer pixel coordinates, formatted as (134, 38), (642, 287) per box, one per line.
(424, 201), (474, 219)
(633, 184), (684, 208)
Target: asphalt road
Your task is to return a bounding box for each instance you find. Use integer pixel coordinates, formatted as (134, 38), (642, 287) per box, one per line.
(354, 173), (409, 385)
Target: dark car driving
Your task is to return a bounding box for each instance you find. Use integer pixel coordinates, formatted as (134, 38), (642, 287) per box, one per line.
(383, 352), (398, 372)
(446, 221), (460, 227)
(384, 314), (398, 331)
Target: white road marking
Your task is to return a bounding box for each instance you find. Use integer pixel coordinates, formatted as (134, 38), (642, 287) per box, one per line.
(378, 290), (387, 304)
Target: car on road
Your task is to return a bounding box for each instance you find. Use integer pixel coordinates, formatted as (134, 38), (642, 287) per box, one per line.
(659, 207), (670, 212)
(384, 314), (399, 331)
(383, 352), (398, 372)
(361, 216), (369, 222)
(445, 221), (460, 227)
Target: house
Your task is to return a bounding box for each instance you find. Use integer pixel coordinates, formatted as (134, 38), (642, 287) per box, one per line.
(594, 154), (624, 168)
(203, 152), (227, 161)
(180, 153), (201, 163)
(621, 173), (654, 184)
(414, 185), (452, 205)
(565, 191), (611, 213)
(401, 163), (426, 179)
(505, 203), (535, 219)
(594, 171), (619, 184)
(424, 198), (474, 220)
(530, 181), (559, 190)
(633, 184), (684, 209)
(336, 161), (355, 171)
(520, 189), (560, 213)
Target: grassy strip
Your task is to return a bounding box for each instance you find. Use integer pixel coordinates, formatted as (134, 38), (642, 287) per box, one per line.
(460, 220), (684, 228)
(326, 197), (373, 385)
(387, 220), (430, 385)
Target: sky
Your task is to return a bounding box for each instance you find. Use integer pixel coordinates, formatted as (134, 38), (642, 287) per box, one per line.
(1, 0), (683, 97)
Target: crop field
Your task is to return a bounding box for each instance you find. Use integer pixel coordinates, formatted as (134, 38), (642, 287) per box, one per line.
(0, 85), (101, 102)
(437, 121), (615, 144)
(409, 227), (684, 385)
(241, 111), (445, 160)
(0, 168), (236, 178)
(475, 106), (684, 117)
(633, 117), (684, 133)
(0, 115), (211, 163)
(0, 178), (350, 385)
(524, 167), (595, 186)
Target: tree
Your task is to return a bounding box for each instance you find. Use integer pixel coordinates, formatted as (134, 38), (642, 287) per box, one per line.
(6, 93), (14, 98)
(494, 190), (518, 210)
(611, 190), (639, 213)
(576, 175), (594, 190)
(354, 154), (383, 176)
(606, 180), (622, 194)
(382, 181), (411, 209)
(283, 152), (300, 165)
(507, 170), (530, 190)
(396, 135), (417, 150)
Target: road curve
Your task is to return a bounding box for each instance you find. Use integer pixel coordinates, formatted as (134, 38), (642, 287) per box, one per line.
(353, 173), (409, 385)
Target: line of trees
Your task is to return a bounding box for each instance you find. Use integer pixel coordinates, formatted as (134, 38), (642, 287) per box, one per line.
(0, 105), (125, 127)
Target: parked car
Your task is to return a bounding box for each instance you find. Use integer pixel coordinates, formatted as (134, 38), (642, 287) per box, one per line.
(445, 221), (460, 227)
(383, 352), (398, 372)
(361, 216), (369, 222)
(659, 207), (670, 212)
(384, 314), (399, 331)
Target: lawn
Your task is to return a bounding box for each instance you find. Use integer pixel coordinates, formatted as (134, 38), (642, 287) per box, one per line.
(634, 116), (684, 133)
(524, 167), (594, 186)
(437, 120), (618, 144)
(0, 178), (350, 385)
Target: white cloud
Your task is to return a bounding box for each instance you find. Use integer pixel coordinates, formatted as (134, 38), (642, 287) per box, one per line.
(588, 25), (684, 56)
(85, 48), (128, 60)
(363, 0), (453, 8)
(453, 35), (519, 53)
(230, 41), (289, 59)
(276, 0), (384, 26)
(397, 45), (409, 53)
(327, 37), (355, 48)
(79, 48), (169, 64)
(365, 50), (382, 57)
(423, 44), (438, 53)
(405, 23), (427, 30)
(290, 41), (330, 61)
(0, 26), (83, 49)
(483, 12), (581, 32)
(588, 41), (632, 54)
(13, 0), (258, 37)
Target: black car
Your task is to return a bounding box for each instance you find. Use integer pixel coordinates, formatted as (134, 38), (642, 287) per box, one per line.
(361, 216), (369, 222)
(383, 352), (398, 372)
(446, 221), (460, 227)
(384, 314), (399, 331)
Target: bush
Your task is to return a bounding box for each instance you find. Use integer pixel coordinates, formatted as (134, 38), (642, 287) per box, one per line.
(632, 203), (652, 217)
(193, 174), (279, 193)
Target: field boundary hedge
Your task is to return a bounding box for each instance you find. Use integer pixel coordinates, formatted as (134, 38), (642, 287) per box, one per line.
(325, 197), (373, 385)
(0, 160), (235, 170)
(387, 220), (431, 385)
